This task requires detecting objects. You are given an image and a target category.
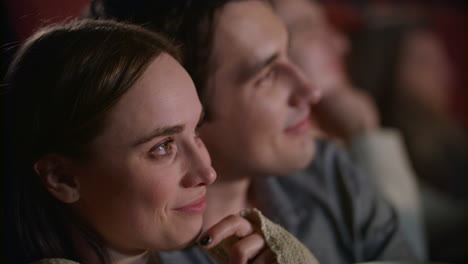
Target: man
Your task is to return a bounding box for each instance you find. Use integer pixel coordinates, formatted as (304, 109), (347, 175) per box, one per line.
(89, 0), (416, 262)
(272, 0), (427, 259)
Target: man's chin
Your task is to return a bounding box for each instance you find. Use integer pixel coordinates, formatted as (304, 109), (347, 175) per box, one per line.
(297, 137), (316, 165)
(306, 118), (327, 139)
(274, 141), (316, 176)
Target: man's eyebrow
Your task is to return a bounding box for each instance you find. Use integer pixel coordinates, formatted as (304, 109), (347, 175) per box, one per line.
(243, 52), (280, 80)
(286, 27), (292, 50)
(132, 125), (185, 147)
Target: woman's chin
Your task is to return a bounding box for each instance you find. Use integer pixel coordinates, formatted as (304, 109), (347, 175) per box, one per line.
(158, 218), (204, 251)
(182, 225), (205, 248)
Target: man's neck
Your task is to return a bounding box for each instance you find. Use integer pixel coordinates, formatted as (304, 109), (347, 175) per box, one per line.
(203, 174), (253, 229)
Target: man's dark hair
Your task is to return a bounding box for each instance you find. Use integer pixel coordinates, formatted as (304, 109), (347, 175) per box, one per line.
(89, 0), (234, 119)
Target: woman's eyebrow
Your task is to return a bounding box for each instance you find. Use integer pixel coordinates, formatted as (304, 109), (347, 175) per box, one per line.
(132, 125), (185, 147)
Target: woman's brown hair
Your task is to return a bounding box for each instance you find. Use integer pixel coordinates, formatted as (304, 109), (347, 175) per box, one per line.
(4, 19), (179, 263)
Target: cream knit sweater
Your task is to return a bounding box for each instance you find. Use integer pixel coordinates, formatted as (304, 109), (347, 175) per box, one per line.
(208, 208), (319, 264)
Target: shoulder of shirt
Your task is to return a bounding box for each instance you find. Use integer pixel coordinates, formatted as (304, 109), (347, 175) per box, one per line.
(274, 139), (365, 199)
(287, 139), (353, 181)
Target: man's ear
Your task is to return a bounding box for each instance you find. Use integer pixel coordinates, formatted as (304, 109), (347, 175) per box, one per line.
(34, 154), (80, 203)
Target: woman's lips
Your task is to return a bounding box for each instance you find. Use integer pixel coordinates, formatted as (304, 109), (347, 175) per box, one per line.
(285, 114), (311, 135)
(174, 196), (207, 215)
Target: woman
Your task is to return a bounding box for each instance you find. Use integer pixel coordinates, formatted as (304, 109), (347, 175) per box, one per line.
(3, 19), (277, 264)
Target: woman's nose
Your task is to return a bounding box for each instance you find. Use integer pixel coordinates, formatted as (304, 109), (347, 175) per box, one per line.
(181, 139), (217, 188)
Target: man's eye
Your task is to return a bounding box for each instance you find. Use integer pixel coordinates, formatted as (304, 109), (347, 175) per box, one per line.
(257, 69), (275, 85)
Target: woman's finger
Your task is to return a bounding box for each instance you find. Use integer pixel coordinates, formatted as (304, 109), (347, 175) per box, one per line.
(198, 214), (254, 249)
(229, 232), (265, 264)
(251, 248), (277, 264)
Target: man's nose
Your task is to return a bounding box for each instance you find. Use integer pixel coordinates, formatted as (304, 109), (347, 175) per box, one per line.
(288, 62), (322, 107)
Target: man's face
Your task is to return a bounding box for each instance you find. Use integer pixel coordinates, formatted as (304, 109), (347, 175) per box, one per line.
(199, 0), (321, 177)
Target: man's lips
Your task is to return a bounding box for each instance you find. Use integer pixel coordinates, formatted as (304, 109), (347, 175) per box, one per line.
(285, 113), (311, 135)
(174, 195), (207, 215)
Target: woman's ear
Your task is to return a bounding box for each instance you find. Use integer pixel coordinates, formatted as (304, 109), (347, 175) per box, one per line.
(34, 154), (80, 203)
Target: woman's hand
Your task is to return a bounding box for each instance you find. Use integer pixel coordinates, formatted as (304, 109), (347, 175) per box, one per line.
(198, 214), (277, 264)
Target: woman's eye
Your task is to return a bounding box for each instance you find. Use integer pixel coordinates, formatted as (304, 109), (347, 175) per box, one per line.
(150, 139), (175, 158)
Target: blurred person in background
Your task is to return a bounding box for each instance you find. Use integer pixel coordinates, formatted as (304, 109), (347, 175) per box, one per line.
(272, 0), (427, 259)
(348, 15), (467, 263)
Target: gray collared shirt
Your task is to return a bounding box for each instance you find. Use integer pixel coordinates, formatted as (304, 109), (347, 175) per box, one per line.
(160, 140), (416, 263)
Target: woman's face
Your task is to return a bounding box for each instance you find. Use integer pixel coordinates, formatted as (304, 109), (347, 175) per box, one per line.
(70, 53), (216, 253)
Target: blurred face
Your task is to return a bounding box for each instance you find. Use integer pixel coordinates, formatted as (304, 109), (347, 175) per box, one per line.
(200, 0), (321, 177)
(71, 54), (216, 254)
(398, 30), (453, 113)
(274, 0), (350, 94)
